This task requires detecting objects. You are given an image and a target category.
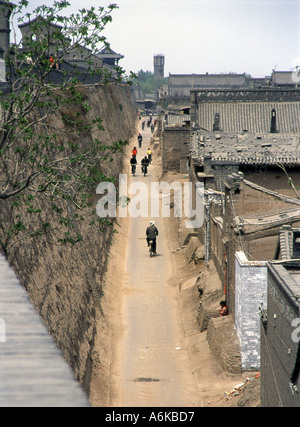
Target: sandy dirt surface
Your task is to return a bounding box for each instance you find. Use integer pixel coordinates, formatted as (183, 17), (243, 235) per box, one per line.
(90, 120), (255, 408)
(110, 139), (201, 407)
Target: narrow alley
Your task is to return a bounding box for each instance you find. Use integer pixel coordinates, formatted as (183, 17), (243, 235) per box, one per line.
(109, 120), (202, 407)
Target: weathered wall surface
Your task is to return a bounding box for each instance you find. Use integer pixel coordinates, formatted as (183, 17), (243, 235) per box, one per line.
(235, 252), (268, 370)
(0, 83), (137, 397)
(162, 127), (190, 173)
(206, 315), (242, 373)
(261, 264), (300, 407)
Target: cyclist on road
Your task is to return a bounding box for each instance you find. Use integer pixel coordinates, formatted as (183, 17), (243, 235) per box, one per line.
(141, 156), (149, 175)
(132, 146), (138, 158)
(130, 155), (137, 175)
(146, 220), (159, 254)
(138, 133), (143, 148)
(147, 148), (152, 164)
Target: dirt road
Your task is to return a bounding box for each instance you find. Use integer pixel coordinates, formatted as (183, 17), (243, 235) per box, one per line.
(90, 120), (249, 408)
(109, 122), (202, 407)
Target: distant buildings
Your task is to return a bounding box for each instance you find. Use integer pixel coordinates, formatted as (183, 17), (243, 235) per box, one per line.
(154, 54), (165, 80)
(96, 45), (124, 68)
(0, 1), (124, 87)
(0, 0), (13, 84)
(162, 71), (299, 110)
(188, 87), (300, 192)
(156, 64), (300, 406)
(18, 17), (122, 84)
(132, 54), (166, 113)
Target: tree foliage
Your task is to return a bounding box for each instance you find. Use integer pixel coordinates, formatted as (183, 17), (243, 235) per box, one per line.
(134, 69), (168, 96)
(0, 0), (131, 255)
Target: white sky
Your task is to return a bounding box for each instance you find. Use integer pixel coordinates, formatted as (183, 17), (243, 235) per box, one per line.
(18, 0), (300, 78)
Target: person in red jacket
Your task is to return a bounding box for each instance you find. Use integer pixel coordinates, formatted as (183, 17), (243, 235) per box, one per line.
(132, 146), (137, 158)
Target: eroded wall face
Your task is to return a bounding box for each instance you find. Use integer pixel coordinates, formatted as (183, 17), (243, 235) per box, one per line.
(0, 84), (137, 396)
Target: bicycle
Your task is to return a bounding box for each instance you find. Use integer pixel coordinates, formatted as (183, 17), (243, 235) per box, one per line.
(141, 165), (147, 176)
(131, 164), (136, 176)
(148, 240), (156, 257)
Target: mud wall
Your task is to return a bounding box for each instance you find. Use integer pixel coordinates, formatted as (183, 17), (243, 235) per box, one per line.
(206, 315), (242, 373)
(161, 127), (190, 173)
(0, 83), (137, 396)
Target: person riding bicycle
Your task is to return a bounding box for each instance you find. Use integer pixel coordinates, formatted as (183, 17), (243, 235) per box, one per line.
(146, 220), (159, 253)
(138, 133), (143, 148)
(147, 148), (152, 164)
(141, 156), (149, 175)
(130, 155), (137, 174)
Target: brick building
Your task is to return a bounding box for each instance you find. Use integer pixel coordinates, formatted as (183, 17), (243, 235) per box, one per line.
(261, 259), (300, 406)
(235, 252), (267, 370)
(260, 226), (300, 406)
(17, 15), (122, 85)
(159, 112), (191, 173)
(183, 84), (300, 382)
(162, 71), (299, 111)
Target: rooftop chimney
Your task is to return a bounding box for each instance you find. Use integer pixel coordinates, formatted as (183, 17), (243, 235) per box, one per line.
(270, 108), (276, 133)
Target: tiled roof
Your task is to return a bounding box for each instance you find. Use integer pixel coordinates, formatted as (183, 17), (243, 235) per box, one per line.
(168, 74), (249, 97)
(197, 102), (300, 133)
(0, 254), (89, 407)
(165, 114), (190, 126)
(191, 131), (300, 167)
(235, 209), (300, 237)
(96, 46), (124, 59)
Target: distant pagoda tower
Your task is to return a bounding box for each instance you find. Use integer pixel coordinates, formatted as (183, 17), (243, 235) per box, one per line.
(153, 54), (165, 80)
